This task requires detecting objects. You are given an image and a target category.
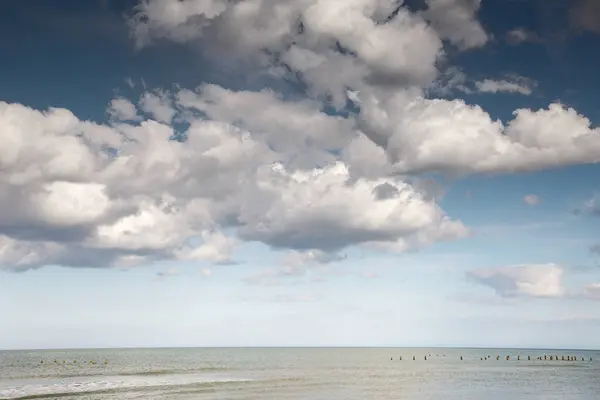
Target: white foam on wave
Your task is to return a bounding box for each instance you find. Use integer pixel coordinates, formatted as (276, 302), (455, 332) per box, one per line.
(0, 374), (253, 399)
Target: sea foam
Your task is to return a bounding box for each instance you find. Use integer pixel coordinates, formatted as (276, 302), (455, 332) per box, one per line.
(0, 374), (252, 399)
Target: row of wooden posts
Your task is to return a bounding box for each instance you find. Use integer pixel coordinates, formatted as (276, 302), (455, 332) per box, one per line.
(392, 355), (593, 361)
(40, 359), (108, 365)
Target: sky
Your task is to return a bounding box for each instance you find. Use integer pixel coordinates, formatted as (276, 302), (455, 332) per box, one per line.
(1, 0), (600, 350)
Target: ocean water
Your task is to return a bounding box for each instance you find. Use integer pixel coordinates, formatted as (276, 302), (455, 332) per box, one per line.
(0, 347), (598, 399)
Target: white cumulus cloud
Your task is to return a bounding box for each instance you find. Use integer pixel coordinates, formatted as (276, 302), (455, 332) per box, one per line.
(467, 264), (565, 298)
(2, 0), (600, 274)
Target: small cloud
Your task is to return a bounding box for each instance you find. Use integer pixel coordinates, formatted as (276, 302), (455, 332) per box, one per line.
(156, 268), (179, 279)
(427, 67), (472, 96)
(573, 193), (600, 217)
(176, 230), (238, 265)
(475, 78), (533, 95)
(107, 97), (141, 121)
(200, 267), (212, 278)
(583, 283), (600, 300)
(346, 89), (361, 104)
(243, 250), (344, 286)
(591, 244), (600, 255)
(139, 90), (176, 124)
(506, 28), (541, 45)
(524, 194), (541, 206)
(467, 263), (565, 298)
(282, 249), (346, 268)
(125, 77), (135, 89)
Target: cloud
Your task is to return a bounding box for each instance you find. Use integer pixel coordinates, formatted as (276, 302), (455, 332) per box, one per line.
(3, 0), (600, 273)
(467, 264), (565, 298)
(583, 283), (600, 300)
(244, 249), (347, 286)
(130, 1), (600, 178)
(125, 77), (135, 89)
(583, 194), (600, 216)
(475, 78), (533, 95)
(175, 230), (238, 265)
(138, 90), (176, 124)
(176, 84), (355, 168)
(156, 267), (179, 278)
(108, 97), (140, 121)
(430, 70), (536, 97)
(573, 193), (600, 216)
(420, 0), (488, 50)
(0, 92), (469, 271)
(358, 98), (600, 175)
(506, 27), (541, 44)
(200, 267), (212, 278)
(427, 67), (472, 96)
(591, 244), (600, 255)
(129, 0), (447, 107)
(523, 194), (541, 206)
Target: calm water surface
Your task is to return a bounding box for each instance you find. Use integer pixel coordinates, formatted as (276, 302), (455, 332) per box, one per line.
(0, 347), (598, 399)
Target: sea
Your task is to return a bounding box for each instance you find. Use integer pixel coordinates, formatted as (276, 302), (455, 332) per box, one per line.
(0, 347), (598, 399)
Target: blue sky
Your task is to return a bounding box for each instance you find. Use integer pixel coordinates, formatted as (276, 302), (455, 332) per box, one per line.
(1, 0), (600, 350)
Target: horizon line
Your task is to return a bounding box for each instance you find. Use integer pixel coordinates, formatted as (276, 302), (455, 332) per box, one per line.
(2, 345), (599, 352)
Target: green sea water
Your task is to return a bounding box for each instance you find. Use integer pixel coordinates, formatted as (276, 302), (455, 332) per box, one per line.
(1, 347), (598, 399)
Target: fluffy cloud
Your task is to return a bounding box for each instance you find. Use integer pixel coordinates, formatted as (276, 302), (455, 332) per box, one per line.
(129, 0), (448, 104)
(236, 161), (469, 251)
(0, 91), (468, 271)
(467, 264), (565, 298)
(130, 0), (600, 177)
(4, 0), (600, 273)
(358, 97), (600, 175)
(176, 84), (355, 168)
(524, 194), (540, 206)
(108, 97), (140, 121)
(420, 0), (488, 50)
(138, 90), (176, 124)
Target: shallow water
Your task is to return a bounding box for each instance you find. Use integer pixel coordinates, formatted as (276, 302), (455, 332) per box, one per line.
(0, 347), (598, 399)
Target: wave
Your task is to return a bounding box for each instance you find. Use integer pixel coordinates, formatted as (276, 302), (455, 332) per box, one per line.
(0, 374), (253, 400)
(12, 367), (228, 380)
